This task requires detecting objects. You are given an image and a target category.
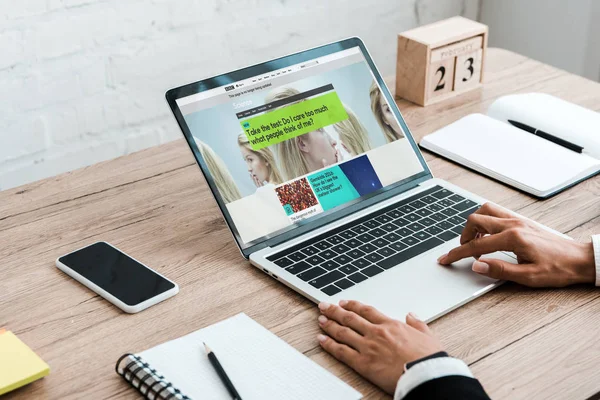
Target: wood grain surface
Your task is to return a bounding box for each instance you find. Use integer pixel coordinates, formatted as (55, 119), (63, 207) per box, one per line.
(1, 48), (599, 400)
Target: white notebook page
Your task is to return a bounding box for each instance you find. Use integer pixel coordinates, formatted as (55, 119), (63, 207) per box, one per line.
(487, 93), (600, 159)
(138, 313), (362, 400)
(421, 114), (600, 195)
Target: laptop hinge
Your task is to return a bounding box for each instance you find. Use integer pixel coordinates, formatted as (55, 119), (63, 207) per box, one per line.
(245, 173), (432, 257)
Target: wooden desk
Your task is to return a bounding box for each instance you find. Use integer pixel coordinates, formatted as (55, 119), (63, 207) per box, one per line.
(1, 48), (599, 399)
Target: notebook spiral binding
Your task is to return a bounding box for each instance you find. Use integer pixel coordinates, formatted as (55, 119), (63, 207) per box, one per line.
(116, 353), (191, 400)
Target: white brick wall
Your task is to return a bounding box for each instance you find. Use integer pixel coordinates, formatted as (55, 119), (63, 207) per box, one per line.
(0, 0), (478, 191)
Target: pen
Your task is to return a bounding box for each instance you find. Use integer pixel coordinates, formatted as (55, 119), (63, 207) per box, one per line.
(507, 119), (584, 153)
(203, 342), (242, 400)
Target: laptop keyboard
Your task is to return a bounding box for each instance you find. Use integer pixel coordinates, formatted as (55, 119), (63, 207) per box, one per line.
(267, 185), (480, 296)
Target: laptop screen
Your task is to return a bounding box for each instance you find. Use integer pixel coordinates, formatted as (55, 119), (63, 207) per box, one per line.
(173, 44), (427, 251)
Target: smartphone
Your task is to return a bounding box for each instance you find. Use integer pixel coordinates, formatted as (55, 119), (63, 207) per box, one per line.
(56, 242), (179, 313)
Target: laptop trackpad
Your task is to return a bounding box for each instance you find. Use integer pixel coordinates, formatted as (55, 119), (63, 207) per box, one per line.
(346, 248), (516, 323)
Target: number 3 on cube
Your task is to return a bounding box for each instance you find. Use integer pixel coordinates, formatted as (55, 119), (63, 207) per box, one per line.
(454, 49), (482, 91)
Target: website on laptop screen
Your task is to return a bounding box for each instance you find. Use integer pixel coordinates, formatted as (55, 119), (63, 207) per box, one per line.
(176, 47), (425, 247)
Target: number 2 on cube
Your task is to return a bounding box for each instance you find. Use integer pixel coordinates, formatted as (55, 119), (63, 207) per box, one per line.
(434, 66), (446, 91)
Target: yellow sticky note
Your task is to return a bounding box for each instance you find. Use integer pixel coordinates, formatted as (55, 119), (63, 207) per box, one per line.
(0, 331), (50, 395)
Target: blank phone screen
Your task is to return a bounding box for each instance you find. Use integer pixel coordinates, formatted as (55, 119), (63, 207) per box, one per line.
(59, 242), (175, 306)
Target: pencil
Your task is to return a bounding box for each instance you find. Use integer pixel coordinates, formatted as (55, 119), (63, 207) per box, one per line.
(203, 342), (242, 400)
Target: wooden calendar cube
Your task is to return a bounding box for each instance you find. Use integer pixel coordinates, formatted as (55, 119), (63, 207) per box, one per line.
(396, 16), (488, 106)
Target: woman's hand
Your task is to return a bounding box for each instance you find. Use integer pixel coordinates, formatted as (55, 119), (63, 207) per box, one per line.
(321, 151), (340, 169)
(438, 202), (595, 287)
(317, 300), (443, 394)
(251, 173), (263, 187)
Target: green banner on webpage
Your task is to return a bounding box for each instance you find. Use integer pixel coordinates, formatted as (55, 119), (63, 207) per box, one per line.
(240, 91), (348, 150)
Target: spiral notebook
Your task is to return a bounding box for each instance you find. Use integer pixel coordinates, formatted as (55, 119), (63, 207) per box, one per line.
(115, 313), (361, 400)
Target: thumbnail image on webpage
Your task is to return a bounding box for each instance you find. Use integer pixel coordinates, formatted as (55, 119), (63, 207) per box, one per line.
(183, 55), (424, 245)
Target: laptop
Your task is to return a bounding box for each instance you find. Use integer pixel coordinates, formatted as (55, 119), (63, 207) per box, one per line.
(166, 37), (516, 322)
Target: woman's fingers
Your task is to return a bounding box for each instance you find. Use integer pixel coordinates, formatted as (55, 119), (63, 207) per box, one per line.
(460, 213), (514, 245)
(319, 302), (372, 335)
(317, 334), (361, 369)
(318, 315), (365, 350)
(473, 258), (540, 286)
(405, 312), (430, 334)
(338, 300), (389, 325)
(476, 202), (514, 219)
(439, 230), (513, 265)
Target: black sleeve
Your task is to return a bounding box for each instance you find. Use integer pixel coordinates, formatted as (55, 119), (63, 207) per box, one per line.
(401, 353), (490, 400)
(403, 375), (490, 400)
(405, 351), (449, 370)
